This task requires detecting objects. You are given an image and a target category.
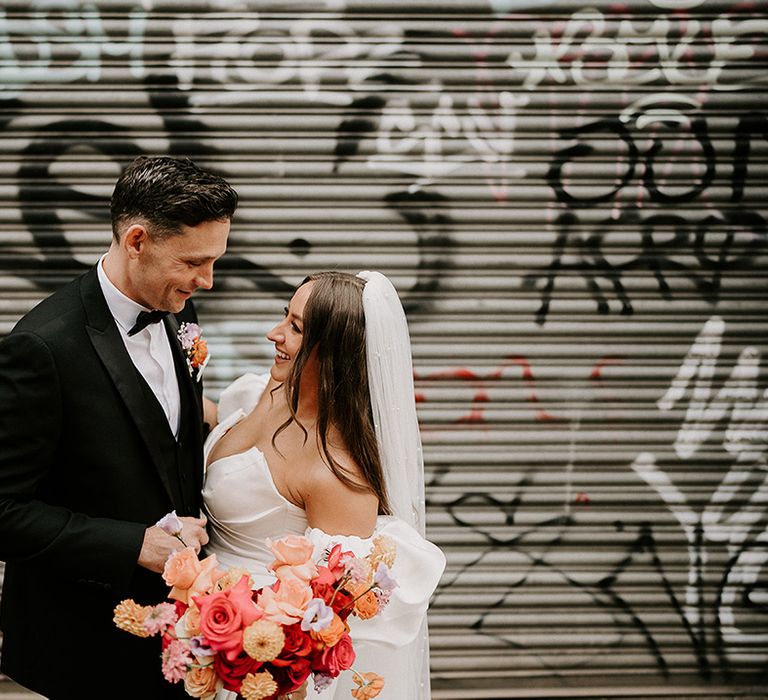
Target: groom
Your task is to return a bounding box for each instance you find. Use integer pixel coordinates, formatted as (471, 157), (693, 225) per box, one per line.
(0, 156), (238, 699)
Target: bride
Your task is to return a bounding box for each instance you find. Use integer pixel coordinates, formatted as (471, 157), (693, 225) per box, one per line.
(202, 271), (445, 699)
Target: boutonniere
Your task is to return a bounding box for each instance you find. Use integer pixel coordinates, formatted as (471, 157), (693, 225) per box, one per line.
(177, 322), (209, 381)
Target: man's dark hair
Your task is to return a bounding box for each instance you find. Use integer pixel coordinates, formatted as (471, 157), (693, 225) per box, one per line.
(110, 156), (238, 241)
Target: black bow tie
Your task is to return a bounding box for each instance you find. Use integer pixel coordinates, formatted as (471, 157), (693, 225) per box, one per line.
(127, 309), (169, 337)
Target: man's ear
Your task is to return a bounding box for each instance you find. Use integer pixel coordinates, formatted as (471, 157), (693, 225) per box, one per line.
(122, 224), (148, 259)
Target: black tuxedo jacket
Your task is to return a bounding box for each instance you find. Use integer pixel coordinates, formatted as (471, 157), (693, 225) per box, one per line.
(0, 267), (205, 699)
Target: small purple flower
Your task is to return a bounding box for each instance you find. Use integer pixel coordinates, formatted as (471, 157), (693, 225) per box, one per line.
(177, 322), (202, 350)
(313, 672), (335, 692)
(156, 510), (183, 537)
(373, 563), (398, 594)
(301, 597), (334, 632)
(189, 635), (215, 661)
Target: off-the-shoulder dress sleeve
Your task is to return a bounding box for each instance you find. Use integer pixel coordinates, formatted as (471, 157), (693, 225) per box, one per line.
(305, 515), (445, 647)
(303, 516), (444, 699)
(216, 372), (271, 422)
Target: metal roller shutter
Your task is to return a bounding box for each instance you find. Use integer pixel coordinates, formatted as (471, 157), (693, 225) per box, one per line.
(0, 1), (766, 696)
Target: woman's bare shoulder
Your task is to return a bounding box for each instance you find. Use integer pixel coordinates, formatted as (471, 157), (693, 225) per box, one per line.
(302, 452), (378, 537)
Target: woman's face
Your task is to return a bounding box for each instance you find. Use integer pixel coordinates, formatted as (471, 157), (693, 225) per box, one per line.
(266, 281), (314, 383)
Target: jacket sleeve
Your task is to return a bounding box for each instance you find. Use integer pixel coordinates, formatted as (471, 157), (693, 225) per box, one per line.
(0, 330), (146, 592)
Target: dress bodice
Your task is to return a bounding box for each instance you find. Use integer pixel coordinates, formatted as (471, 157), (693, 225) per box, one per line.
(202, 373), (308, 587)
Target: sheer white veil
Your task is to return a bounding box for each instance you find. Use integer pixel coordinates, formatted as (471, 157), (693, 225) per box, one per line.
(357, 271), (425, 535)
(357, 270), (432, 698)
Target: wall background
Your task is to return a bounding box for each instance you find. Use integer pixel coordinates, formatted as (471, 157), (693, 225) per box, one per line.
(0, 0), (766, 697)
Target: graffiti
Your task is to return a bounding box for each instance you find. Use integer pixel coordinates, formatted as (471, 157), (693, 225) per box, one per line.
(508, 9), (766, 91)
(632, 316), (768, 670)
(0, 4), (148, 93)
(415, 355), (565, 426)
(429, 318), (766, 678)
(0, 0), (767, 690)
(525, 207), (767, 324)
(172, 15), (415, 107)
(368, 92), (528, 185)
(529, 96), (768, 323)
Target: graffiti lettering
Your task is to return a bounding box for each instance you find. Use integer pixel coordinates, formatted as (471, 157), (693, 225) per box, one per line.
(508, 10), (765, 91)
(525, 209), (766, 324)
(0, 4), (148, 92)
(174, 16), (415, 107)
(633, 317), (768, 666)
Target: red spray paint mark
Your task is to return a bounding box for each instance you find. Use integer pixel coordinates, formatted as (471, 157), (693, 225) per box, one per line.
(590, 356), (626, 383)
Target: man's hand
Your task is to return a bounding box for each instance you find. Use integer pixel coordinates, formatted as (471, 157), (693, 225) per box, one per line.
(137, 515), (208, 573)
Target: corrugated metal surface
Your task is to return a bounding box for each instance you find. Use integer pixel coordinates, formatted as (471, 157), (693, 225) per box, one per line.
(1, 0), (767, 696)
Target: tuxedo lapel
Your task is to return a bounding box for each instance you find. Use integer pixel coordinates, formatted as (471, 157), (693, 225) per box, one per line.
(164, 314), (203, 420)
(79, 267), (180, 507)
(164, 314), (204, 498)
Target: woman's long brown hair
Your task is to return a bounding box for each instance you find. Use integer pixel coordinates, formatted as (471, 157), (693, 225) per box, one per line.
(272, 271), (391, 515)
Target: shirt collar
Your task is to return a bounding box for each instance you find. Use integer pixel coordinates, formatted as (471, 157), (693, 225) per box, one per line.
(96, 254), (151, 334)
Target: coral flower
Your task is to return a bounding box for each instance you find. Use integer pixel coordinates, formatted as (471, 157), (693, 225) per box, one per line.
(190, 338), (208, 368)
(350, 585), (379, 620)
(239, 671), (278, 700)
(351, 671), (385, 699)
(311, 613), (348, 648)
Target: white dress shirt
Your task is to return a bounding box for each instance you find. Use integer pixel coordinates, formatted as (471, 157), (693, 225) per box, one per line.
(97, 256), (181, 438)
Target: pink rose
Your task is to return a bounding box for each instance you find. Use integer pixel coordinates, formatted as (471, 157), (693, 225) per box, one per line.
(257, 579), (313, 625)
(196, 576), (262, 659)
(316, 632), (355, 677)
(267, 535), (318, 584)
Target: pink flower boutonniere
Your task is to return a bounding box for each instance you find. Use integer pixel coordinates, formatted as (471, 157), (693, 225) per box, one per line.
(177, 322), (209, 382)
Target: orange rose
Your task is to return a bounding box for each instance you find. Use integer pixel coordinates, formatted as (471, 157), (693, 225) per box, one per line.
(267, 535), (317, 584)
(190, 338), (208, 368)
(184, 663), (219, 699)
(352, 671), (385, 699)
(311, 613), (348, 647)
(166, 550), (224, 605)
(351, 585), (379, 620)
(182, 601), (201, 636)
(257, 579), (313, 625)
(186, 554), (225, 602)
(163, 547), (200, 590)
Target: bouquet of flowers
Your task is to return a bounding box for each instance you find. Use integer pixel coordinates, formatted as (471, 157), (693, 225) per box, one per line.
(114, 512), (397, 700)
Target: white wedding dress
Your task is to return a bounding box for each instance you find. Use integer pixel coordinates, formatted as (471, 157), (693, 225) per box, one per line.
(202, 373), (445, 699)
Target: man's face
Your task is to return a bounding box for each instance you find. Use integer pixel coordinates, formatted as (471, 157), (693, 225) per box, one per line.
(128, 218), (230, 312)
